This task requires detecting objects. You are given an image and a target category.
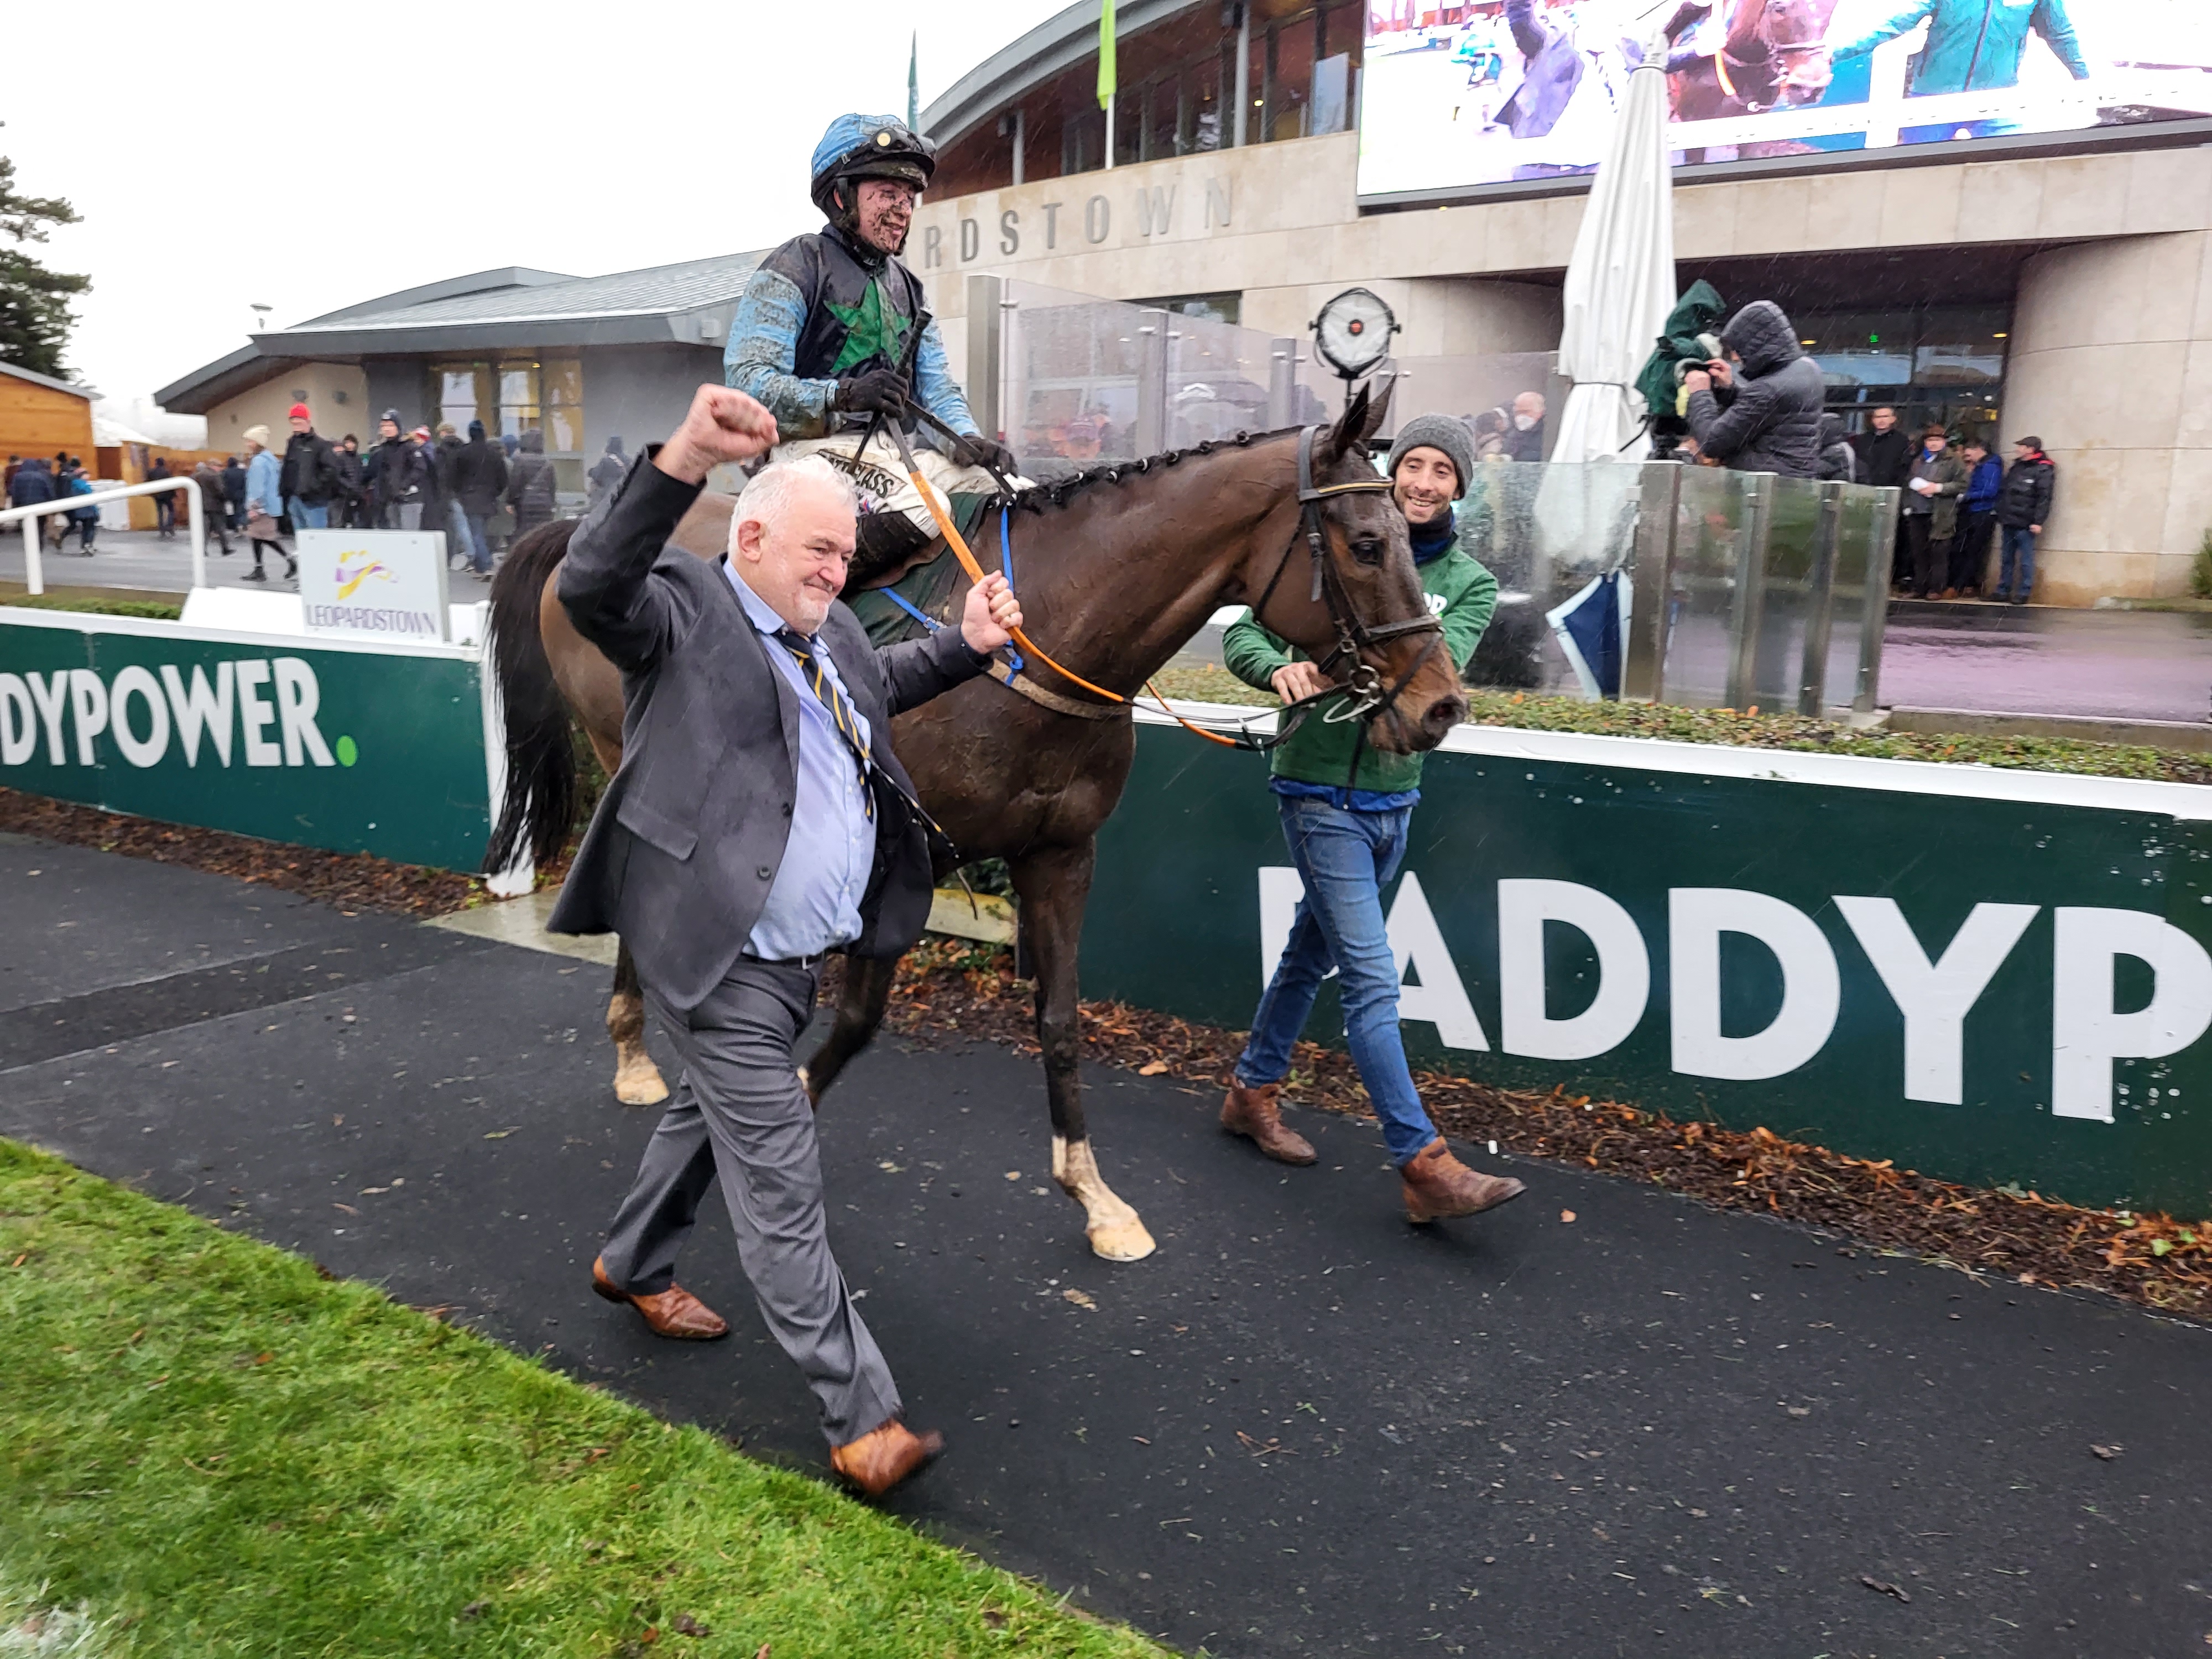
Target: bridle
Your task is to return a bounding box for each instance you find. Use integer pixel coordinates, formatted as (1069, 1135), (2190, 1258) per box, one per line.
(1239, 422), (1448, 747)
(881, 411), (1447, 754)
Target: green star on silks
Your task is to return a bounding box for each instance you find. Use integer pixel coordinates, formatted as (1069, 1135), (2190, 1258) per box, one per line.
(826, 280), (912, 375)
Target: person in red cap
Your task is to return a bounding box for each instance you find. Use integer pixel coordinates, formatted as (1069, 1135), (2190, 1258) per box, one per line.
(279, 403), (340, 530)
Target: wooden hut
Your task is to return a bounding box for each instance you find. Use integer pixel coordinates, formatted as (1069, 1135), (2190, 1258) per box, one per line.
(0, 360), (97, 477)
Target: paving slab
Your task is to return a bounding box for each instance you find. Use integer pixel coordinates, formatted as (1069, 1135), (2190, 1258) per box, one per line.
(1, 843), (2208, 1658)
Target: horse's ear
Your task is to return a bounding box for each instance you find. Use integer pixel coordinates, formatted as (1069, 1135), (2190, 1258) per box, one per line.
(1324, 383), (1371, 462)
(1324, 376), (1394, 462)
(1363, 374), (1397, 444)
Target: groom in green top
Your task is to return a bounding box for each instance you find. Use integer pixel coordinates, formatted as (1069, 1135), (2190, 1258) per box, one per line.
(1220, 415), (1525, 1224)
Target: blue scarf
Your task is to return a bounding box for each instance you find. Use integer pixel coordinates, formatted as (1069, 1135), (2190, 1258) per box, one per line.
(1409, 507), (1457, 564)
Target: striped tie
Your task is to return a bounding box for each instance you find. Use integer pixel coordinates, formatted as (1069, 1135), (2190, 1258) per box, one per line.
(775, 629), (874, 816)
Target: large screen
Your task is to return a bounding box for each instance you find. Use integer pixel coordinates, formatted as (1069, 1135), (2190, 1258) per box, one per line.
(1357, 0), (2212, 201)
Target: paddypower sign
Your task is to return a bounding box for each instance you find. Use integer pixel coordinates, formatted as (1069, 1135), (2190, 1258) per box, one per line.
(1085, 712), (2212, 1217)
(0, 611), (490, 870)
(296, 529), (451, 642)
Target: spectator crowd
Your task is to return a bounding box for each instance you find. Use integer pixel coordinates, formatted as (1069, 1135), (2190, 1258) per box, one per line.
(6, 400), (597, 586)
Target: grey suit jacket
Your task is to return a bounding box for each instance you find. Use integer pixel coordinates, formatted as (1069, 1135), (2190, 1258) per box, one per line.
(545, 451), (987, 1010)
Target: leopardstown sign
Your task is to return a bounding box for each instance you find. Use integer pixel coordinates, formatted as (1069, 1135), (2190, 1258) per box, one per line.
(0, 609), (493, 872)
(1084, 707), (2212, 1217)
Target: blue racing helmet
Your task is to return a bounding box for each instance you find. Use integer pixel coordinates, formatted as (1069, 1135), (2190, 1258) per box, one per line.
(810, 113), (936, 218)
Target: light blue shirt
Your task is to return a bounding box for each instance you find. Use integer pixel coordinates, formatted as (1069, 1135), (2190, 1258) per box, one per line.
(727, 564), (875, 959)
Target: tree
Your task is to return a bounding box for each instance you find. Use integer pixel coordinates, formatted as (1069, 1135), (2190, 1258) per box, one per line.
(0, 156), (90, 380)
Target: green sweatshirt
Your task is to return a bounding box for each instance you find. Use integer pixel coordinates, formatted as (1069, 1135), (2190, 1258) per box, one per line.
(1221, 516), (1496, 796)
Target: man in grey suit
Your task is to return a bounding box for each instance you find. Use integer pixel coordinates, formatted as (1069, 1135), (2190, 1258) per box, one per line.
(550, 384), (1022, 1498)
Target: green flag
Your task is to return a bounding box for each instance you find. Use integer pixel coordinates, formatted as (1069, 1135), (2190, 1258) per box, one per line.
(907, 32), (919, 131)
(1097, 0), (1116, 109)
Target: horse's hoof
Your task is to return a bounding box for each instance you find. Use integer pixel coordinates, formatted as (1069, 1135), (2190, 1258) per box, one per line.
(1087, 1219), (1157, 1262)
(614, 1063), (669, 1108)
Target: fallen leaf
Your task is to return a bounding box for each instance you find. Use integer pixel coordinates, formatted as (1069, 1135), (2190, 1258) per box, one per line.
(483, 1128), (518, 1140)
(1559, 1209), (1577, 1224)
(9, 1253), (25, 1269)
(1063, 1288), (1097, 1310)
(981, 1610), (1007, 1630)
(460, 1599), (491, 1621)
(332, 1203), (359, 1216)
(1137, 1060), (1168, 1076)
(254, 1352), (272, 1365)
(755, 1646), (772, 1659)
(1004, 1170), (1020, 1181)
(1785, 1405), (1810, 1418)
(670, 1613), (711, 1637)
(1859, 1574), (1911, 1603)
(2091, 1443), (2122, 1461)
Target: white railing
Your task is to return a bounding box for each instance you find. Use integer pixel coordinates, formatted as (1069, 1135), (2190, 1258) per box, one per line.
(0, 476), (206, 596)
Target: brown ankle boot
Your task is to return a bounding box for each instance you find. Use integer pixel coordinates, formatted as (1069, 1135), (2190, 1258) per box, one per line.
(1401, 1139), (1524, 1223)
(1220, 1081), (1318, 1165)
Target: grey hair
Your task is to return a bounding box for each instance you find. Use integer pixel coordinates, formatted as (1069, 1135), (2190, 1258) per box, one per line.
(730, 454), (859, 552)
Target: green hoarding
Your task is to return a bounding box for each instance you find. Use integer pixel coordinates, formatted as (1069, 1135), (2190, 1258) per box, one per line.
(0, 612), (491, 872)
(1084, 709), (2212, 1217)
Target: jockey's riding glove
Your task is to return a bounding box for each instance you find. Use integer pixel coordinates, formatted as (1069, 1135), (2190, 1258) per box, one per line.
(832, 368), (910, 417)
(953, 434), (1019, 477)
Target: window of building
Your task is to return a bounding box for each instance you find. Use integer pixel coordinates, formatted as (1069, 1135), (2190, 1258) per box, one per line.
(1798, 306), (2010, 444)
(427, 357), (586, 495)
(1140, 292), (1243, 327)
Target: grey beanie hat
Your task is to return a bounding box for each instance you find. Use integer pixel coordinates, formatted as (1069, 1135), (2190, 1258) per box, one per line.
(1386, 414), (1474, 498)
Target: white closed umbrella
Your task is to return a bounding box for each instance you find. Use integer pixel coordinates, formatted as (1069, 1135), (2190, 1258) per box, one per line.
(1550, 29), (1677, 465)
(1530, 30), (1677, 697)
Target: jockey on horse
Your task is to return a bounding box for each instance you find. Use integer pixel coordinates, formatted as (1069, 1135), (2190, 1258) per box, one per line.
(724, 112), (1017, 582)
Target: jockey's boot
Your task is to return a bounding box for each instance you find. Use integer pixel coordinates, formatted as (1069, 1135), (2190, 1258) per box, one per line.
(1400, 1139), (1525, 1223)
(852, 508), (937, 587)
(1220, 1081), (1317, 1165)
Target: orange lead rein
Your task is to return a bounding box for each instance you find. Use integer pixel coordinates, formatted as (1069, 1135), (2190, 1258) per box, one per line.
(903, 466), (1244, 747)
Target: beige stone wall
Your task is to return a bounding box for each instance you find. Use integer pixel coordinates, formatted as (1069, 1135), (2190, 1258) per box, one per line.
(912, 134), (2212, 604)
(2006, 232), (2212, 604)
(202, 363), (372, 453)
(911, 132), (2212, 307)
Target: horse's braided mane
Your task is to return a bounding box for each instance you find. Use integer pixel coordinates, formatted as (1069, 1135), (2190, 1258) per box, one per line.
(1003, 424), (1303, 515)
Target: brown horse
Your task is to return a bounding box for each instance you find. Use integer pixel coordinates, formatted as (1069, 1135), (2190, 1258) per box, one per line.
(483, 382), (1467, 1262)
(1670, 0), (1839, 124)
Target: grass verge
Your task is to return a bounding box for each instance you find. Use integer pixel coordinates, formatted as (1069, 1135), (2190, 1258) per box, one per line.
(0, 1139), (1167, 1659)
(1147, 666), (2212, 785)
(0, 593), (182, 620)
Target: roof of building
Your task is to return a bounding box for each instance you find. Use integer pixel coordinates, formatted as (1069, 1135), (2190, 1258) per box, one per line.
(921, 0), (1196, 147)
(0, 359), (97, 401)
(155, 253), (768, 414)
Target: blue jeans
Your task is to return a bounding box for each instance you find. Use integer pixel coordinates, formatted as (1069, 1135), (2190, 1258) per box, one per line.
(463, 513), (494, 572)
(1998, 525), (2037, 601)
(287, 497), (328, 530)
(1235, 794), (1437, 1166)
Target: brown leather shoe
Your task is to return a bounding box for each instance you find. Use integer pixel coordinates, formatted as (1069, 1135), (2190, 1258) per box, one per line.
(830, 1419), (945, 1498)
(1401, 1139), (1525, 1223)
(591, 1255), (729, 1340)
(1220, 1081), (1318, 1165)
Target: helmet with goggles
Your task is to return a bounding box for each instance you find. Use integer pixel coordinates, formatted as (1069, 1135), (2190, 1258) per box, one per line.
(810, 113), (937, 220)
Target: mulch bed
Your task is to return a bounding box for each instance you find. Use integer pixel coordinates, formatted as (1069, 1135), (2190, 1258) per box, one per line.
(832, 939), (2212, 1324)
(0, 788), (481, 917)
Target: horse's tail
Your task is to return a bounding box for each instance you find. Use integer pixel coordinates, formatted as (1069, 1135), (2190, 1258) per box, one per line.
(483, 518), (586, 874)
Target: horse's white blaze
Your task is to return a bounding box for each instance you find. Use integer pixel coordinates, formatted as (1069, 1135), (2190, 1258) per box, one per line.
(1053, 1134), (1157, 1262)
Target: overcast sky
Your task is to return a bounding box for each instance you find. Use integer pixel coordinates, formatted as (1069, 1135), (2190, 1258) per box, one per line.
(7, 0), (1068, 406)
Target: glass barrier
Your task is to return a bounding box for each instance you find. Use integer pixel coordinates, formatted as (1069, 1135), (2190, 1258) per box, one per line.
(971, 283), (1901, 712)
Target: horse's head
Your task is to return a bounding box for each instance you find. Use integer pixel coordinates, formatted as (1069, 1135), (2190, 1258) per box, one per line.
(1761, 0), (1834, 103)
(1249, 379), (1468, 755)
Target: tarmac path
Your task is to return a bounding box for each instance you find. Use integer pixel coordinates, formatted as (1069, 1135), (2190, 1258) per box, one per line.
(2, 833), (2208, 1657)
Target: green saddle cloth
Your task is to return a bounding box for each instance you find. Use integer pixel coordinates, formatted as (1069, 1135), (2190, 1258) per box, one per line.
(846, 493), (994, 648)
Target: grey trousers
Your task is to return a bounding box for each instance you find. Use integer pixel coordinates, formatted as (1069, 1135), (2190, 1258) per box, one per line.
(598, 958), (899, 1447)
